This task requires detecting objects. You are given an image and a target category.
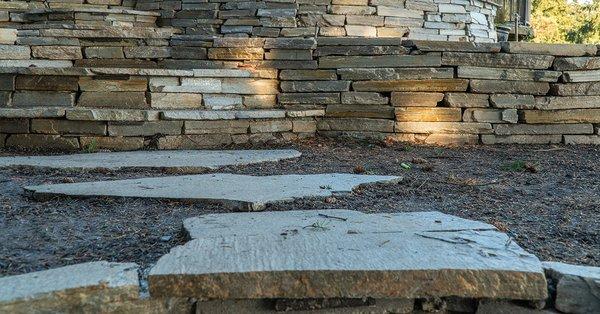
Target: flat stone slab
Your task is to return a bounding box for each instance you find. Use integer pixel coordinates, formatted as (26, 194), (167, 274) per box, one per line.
(148, 210), (547, 301)
(543, 261), (600, 313)
(25, 174), (401, 210)
(0, 149), (301, 170)
(0, 261), (139, 313)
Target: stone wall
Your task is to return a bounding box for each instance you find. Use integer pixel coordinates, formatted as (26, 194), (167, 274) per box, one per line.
(1, 33), (600, 150)
(135, 0), (500, 42)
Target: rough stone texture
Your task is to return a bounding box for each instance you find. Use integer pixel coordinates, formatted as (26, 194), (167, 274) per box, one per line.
(395, 107), (461, 122)
(391, 92), (444, 107)
(148, 210), (547, 300)
(80, 136), (145, 151)
(490, 94), (536, 109)
(551, 82), (600, 96)
(481, 134), (562, 145)
(31, 119), (106, 135)
(494, 124), (593, 135)
(353, 79), (468, 92)
(5, 134), (80, 150)
(444, 93), (489, 108)
(0, 261), (139, 313)
(31, 46), (83, 60)
(543, 262), (600, 314)
(562, 70), (600, 83)
(521, 109), (600, 124)
(337, 67), (454, 80)
(463, 109), (518, 124)
(442, 52), (555, 70)
(395, 122), (493, 134)
(26, 174), (400, 211)
(0, 150), (301, 170)
(502, 42), (597, 57)
(319, 54), (441, 68)
(470, 80), (550, 96)
(457, 66), (561, 82)
(535, 96), (600, 110)
(553, 56), (600, 71)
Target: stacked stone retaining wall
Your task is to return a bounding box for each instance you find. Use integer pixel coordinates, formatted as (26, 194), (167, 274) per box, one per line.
(1, 18), (600, 150)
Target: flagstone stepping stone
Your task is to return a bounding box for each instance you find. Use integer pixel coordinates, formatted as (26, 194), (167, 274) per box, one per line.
(0, 261), (139, 313)
(148, 210), (548, 301)
(0, 149), (301, 170)
(24, 174), (401, 210)
(543, 261), (600, 314)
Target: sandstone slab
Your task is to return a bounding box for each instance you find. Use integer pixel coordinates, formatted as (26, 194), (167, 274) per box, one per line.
(25, 174), (400, 210)
(0, 149), (300, 170)
(148, 210), (547, 301)
(0, 261), (139, 313)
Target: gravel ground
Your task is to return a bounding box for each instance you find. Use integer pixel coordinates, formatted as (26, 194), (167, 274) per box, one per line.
(1, 138), (599, 277)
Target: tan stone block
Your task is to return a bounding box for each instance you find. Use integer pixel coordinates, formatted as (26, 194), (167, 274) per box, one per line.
(342, 92), (389, 105)
(66, 109), (159, 122)
(444, 93), (489, 108)
(318, 118), (394, 132)
(521, 109), (600, 124)
(564, 135), (600, 145)
(279, 70), (337, 81)
(391, 92), (444, 107)
(84, 47), (125, 59)
(551, 82), (600, 96)
(481, 134), (562, 144)
(158, 134), (233, 149)
(151, 93), (203, 109)
(0, 29), (17, 45)
(31, 119), (106, 135)
(80, 136), (145, 151)
(319, 54), (441, 68)
(490, 94), (536, 109)
(390, 133), (479, 145)
(208, 48), (264, 60)
(78, 92), (148, 109)
(16, 75), (79, 91)
(5, 134), (80, 150)
(292, 119), (317, 133)
(31, 46), (82, 60)
(244, 95), (277, 108)
(395, 107), (462, 122)
(494, 124), (593, 135)
(0, 45), (30, 60)
(394, 122), (493, 134)
(108, 121), (183, 136)
(78, 77), (148, 92)
(250, 120), (293, 133)
(457, 66), (561, 82)
(353, 79), (469, 92)
(463, 109), (518, 123)
(185, 120), (249, 134)
(534, 96), (600, 110)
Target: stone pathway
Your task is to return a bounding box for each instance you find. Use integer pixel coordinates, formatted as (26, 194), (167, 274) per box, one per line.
(24, 174), (401, 210)
(0, 149), (301, 170)
(149, 209), (548, 301)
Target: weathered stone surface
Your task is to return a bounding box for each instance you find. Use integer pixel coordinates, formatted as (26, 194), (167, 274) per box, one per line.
(470, 80), (550, 95)
(84, 46), (125, 59)
(442, 52), (554, 70)
(151, 93), (203, 109)
(404, 40), (501, 53)
(354, 79), (469, 92)
(78, 92), (149, 109)
(124, 47), (171, 59)
(481, 134), (562, 144)
(318, 118), (394, 132)
(66, 109), (159, 122)
(315, 45), (408, 57)
(396, 107), (462, 122)
(265, 49), (313, 60)
(463, 109), (518, 124)
(31, 119), (106, 135)
(395, 122), (493, 134)
(185, 120), (250, 134)
(551, 82), (600, 96)
(203, 94), (243, 110)
(502, 42), (597, 57)
(148, 210), (546, 300)
(12, 91), (75, 108)
(534, 96), (600, 110)
(341, 92), (389, 105)
(327, 105), (394, 119)
(521, 109), (600, 124)
(0, 29), (17, 45)
(26, 174), (400, 210)
(5, 134), (80, 150)
(494, 124), (593, 135)
(562, 70), (600, 83)
(337, 67), (454, 80)
(264, 38), (317, 49)
(390, 133), (480, 145)
(320, 54), (441, 68)
(250, 120), (293, 133)
(16, 75), (79, 91)
(279, 93), (340, 105)
(543, 261), (600, 314)
(281, 81), (351, 92)
(444, 93), (489, 108)
(0, 74), (14, 91)
(476, 300), (551, 314)
(0, 261), (139, 313)
(80, 136), (145, 151)
(31, 46), (82, 60)
(0, 108), (66, 118)
(564, 135), (600, 145)
(457, 66), (561, 82)
(553, 56), (600, 71)
(78, 77), (148, 92)
(0, 150), (300, 170)
(490, 94), (536, 109)
(0, 45), (31, 60)
(208, 48), (264, 60)
(108, 121), (183, 136)
(279, 70), (338, 81)
(391, 92), (444, 107)
(0, 118), (29, 133)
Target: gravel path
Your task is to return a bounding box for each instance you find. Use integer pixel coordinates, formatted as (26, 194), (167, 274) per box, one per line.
(1, 138), (598, 276)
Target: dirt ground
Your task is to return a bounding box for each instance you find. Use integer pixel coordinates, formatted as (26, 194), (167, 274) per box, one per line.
(1, 138), (599, 277)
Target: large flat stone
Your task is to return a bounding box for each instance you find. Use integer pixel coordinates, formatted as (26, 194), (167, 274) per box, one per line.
(25, 174), (400, 210)
(543, 262), (600, 314)
(0, 150), (301, 170)
(148, 210), (547, 301)
(0, 261), (139, 313)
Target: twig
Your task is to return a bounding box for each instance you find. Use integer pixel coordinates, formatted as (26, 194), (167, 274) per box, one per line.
(318, 213), (348, 221)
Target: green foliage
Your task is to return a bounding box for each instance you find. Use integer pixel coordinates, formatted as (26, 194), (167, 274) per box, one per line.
(531, 0), (600, 43)
(501, 160), (526, 172)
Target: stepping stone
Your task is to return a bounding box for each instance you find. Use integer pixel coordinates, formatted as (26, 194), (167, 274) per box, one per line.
(0, 261), (139, 313)
(148, 210), (548, 301)
(0, 149), (301, 170)
(543, 261), (600, 313)
(24, 174), (401, 210)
